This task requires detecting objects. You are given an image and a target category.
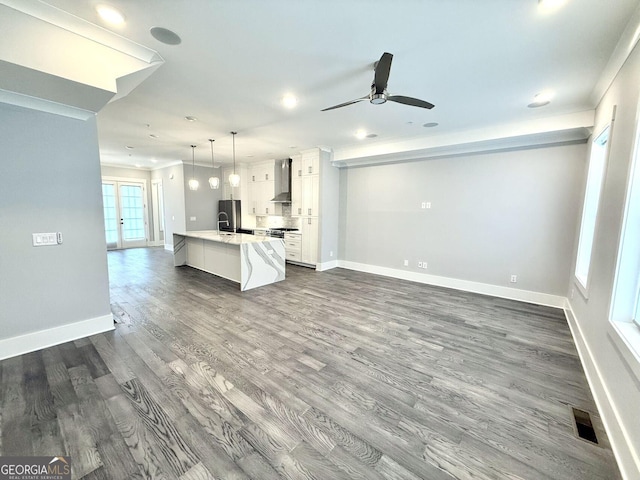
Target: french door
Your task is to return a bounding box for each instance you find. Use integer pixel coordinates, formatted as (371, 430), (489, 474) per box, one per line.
(102, 180), (148, 249)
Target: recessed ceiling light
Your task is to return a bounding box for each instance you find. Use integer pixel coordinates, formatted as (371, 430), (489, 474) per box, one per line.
(149, 134), (159, 139)
(125, 145), (134, 149)
(528, 90), (554, 108)
(150, 27), (182, 45)
(289, 145), (297, 149)
(406, 121), (414, 125)
(366, 133), (378, 138)
(96, 5), (125, 25)
(355, 130), (367, 140)
(282, 94), (298, 109)
(184, 116), (197, 122)
(423, 122), (439, 128)
(538, 0), (568, 13)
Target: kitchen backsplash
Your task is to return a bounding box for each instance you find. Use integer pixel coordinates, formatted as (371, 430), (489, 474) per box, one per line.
(256, 205), (300, 229)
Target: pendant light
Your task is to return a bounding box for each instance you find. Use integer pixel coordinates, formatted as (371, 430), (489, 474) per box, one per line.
(229, 131), (240, 188)
(208, 139), (220, 189)
(188, 144), (199, 190)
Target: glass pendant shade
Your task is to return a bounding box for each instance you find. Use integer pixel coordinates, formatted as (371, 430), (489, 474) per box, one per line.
(229, 131), (240, 188)
(208, 138), (219, 189)
(229, 173), (240, 187)
(189, 144), (199, 191)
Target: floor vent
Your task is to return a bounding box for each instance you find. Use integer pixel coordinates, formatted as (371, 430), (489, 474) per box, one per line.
(572, 407), (598, 444)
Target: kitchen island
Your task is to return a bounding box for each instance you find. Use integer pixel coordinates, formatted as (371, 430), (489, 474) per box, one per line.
(173, 231), (285, 291)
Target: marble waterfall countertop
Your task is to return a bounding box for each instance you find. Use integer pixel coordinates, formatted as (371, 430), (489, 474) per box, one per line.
(174, 230), (279, 245)
(173, 231), (285, 291)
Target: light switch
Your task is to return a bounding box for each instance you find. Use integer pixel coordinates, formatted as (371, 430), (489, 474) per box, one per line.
(32, 232), (59, 246)
(190, 216), (197, 221)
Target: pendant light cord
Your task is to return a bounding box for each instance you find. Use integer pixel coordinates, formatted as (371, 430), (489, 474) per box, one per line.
(231, 131), (237, 175)
(209, 139), (215, 168)
(191, 144), (196, 178)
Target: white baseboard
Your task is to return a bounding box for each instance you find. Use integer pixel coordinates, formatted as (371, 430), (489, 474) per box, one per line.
(0, 314), (115, 361)
(164, 243), (174, 252)
(337, 260), (566, 308)
(564, 302), (640, 480)
(316, 259), (339, 272)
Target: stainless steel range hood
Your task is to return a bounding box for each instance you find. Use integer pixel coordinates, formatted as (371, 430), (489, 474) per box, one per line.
(271, 158), (292, 203)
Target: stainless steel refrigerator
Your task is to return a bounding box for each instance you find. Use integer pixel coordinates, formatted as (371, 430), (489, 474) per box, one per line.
(218, 200), (241, 232)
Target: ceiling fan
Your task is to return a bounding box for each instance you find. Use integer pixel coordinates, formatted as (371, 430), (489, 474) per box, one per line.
(321, 52), (435, 112)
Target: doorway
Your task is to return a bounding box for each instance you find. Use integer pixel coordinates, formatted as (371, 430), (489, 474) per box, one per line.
(102, 179), (149, 249)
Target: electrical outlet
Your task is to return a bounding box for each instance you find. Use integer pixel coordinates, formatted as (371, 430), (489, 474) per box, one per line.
(425, 202), (431, 209)
(421, 202), (426, 209)
(418, 261), (423, 268)
(330, 251), (333, 257)
(510, 275), (517, 283)
(403, 259), (409, 267)
(190, 216), (197, 221)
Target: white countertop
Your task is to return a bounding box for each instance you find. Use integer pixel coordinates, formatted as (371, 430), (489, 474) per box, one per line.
(174, 230), (282, 245)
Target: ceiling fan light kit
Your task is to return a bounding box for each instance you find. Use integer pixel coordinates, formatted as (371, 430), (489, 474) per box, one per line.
(322, 52), (435, 112)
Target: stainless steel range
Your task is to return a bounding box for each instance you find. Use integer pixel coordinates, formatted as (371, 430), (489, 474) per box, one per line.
(265, 228), (299, 239)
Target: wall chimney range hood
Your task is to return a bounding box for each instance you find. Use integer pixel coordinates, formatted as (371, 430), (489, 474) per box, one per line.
(271, 158), (292, 203)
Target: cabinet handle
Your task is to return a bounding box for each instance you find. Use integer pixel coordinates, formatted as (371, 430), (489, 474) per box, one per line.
(252, 175), (255, 182)
(266, 173), (269, 180)
(253, 207), (255, 214)
(266, 207), (269, 214)
(298, 208), (301, 214)
(308, 166), (312, 174)
(298, 170), (302, 177)
(308, 218), (311, 225)
(308, 208), (311, 215)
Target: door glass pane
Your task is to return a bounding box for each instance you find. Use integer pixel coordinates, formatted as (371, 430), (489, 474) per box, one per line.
(102, 183), (118, 247)
(120, 185), (145, 241)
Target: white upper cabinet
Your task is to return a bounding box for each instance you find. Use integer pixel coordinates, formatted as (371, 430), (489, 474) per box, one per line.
(301, 149), (320, 176)
(248, 161), (275, 215)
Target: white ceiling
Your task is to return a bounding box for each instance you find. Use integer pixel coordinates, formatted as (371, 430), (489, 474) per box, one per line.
(38, 0), (640, 169)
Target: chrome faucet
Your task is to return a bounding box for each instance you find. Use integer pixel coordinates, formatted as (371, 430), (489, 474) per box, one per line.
(217, 211), (229, 232)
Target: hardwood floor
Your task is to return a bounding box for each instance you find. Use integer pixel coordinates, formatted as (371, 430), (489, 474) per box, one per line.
(1, 247), (621, 479)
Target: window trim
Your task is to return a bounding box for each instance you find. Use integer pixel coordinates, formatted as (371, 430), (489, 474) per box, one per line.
(609, 100), (640, 372)
(574, 124), (612, 298)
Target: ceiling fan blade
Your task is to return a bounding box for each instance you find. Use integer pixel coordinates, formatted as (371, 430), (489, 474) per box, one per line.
(373, 52), (393, 93)
(387, 95), (435, 109)
(321, 96), (367, 111)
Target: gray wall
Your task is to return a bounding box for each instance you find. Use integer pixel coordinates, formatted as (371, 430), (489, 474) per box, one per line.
(566, 38), (640, 476)
(339, 143), (586, 296)
(152, 163), (186, 247)
(183, 164), (223, 231)
(0, 103), (111, 339)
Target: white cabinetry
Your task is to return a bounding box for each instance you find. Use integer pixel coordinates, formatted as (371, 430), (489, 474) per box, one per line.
(248, 161), (274, 215)
(284, 232), (302, 262)
(290, 149), (321, 266)
(302, 149), (319, 176)
(300, 217), (319, 265)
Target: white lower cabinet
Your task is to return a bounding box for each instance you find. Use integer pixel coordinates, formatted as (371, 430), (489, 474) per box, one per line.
(284, 232), (301, 262)
(301, 217), (318, 266)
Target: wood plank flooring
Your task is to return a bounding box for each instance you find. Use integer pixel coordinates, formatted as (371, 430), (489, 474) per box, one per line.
(0, 247), (621, 479)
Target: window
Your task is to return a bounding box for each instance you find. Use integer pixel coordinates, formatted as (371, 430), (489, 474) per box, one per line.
(575, 126), (610, 292)
(610, 103), (640, 365)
